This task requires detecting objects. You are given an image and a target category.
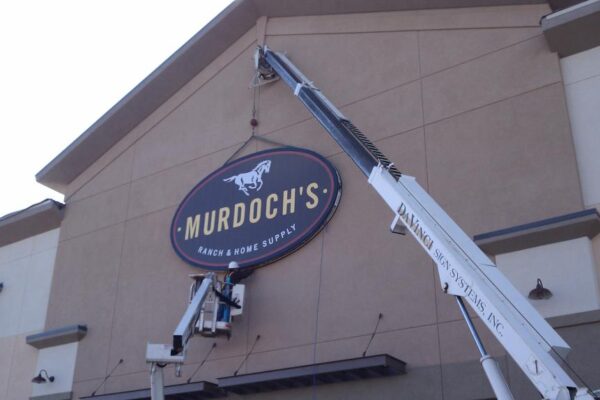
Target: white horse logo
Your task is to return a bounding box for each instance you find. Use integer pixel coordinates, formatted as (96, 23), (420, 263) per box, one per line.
(223, 160), (271, 196)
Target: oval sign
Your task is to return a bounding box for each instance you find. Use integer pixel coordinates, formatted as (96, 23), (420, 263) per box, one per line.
(171, 148), (341, 271)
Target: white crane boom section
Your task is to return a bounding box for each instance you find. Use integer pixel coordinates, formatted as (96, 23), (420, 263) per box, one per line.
(370, 167), (580, 399)
(257, 46), (596, 400)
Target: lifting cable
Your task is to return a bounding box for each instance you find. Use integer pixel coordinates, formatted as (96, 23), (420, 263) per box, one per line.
(223, 81), (294, 167)
(186, 343), (217, 384)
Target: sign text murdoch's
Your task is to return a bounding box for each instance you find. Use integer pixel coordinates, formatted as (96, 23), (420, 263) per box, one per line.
(171, 148), (341, 271)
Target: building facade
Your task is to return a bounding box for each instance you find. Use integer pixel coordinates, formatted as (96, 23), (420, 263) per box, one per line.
(0, 201), (64, 399)
(2, 1), (600, 399)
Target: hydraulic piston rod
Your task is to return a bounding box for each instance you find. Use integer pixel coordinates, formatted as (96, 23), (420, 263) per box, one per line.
(456, 296), (515, 400)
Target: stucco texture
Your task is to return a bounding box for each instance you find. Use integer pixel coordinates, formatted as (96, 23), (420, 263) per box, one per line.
(42, 4), (596, 399)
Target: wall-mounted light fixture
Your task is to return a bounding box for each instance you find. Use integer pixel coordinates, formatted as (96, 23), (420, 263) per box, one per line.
(31, 369), (54, 384)
(528, 278), (553, 300)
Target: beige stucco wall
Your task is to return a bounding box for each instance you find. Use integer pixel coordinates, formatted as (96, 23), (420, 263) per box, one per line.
(561, 45), (600, 208)
(560, 45), (600, 298)
(0, 229), (60, 400)
(32, 342), (78, 398)
(42, 4), (599, 399)
(497, 237), (600, 318)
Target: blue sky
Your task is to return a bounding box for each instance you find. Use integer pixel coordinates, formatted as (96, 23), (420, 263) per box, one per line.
(0, 1), (232, 216)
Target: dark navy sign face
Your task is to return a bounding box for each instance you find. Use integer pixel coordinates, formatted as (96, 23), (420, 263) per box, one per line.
(171, 148), (341, 271)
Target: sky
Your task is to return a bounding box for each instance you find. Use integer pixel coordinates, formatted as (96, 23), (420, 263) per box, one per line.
(0, 0), (233, 217)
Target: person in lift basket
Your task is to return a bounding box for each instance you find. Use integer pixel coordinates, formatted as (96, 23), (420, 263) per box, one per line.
(216, 261), (253, 322)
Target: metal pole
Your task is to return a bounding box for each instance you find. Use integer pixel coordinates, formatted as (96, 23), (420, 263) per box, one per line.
(455, 296), (515, 400)
(150, 363), (165, 400)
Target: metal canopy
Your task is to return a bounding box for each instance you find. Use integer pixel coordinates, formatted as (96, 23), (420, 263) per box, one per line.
(218, 354), (406, 395)
(26, 324), (87, 349)
(474, 208), (600, 254)
(80, 381), (224, 400)
(541, 0), (600, 57)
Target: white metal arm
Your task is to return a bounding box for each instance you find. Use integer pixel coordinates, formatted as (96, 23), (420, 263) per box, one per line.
(146, 273), (216, 400)
(369, 166), (593, 400)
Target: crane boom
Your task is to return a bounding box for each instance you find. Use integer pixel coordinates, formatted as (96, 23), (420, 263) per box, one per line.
(256, 46), (596, 400)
